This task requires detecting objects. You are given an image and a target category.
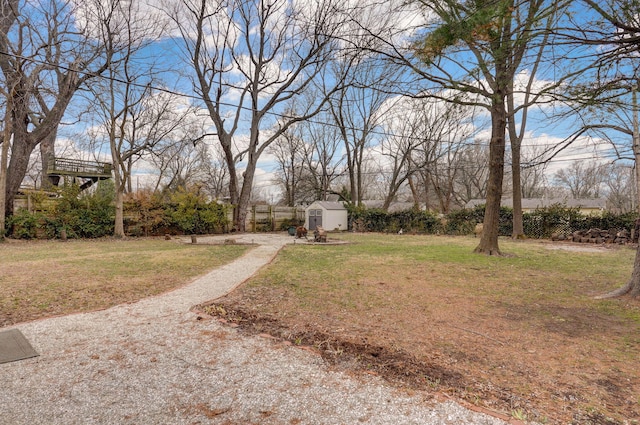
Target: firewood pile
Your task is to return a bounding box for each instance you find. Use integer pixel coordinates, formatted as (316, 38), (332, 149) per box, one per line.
(551, 228), (631, 244)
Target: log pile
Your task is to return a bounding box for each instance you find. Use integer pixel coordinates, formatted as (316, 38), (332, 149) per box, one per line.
(551, 228), (631, 244)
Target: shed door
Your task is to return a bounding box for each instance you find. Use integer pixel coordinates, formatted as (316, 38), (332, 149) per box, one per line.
(308, 209), (323, 230)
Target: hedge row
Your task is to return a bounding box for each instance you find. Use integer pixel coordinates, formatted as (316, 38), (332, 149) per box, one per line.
(5, 188), (637, 240)
(348, 203), (638, 238)
(7, 184), (115, 239)
(5, 184), (230, 239)
(123, 189), (230, 237)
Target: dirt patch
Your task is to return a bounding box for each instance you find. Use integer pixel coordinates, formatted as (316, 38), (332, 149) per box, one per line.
(196, 236), (640, 424)
(545, 243), (617, 253)
(199, 303), (464, 391)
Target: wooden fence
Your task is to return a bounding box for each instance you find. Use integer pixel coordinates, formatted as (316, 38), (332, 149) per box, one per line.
(246, 205), (305, 232)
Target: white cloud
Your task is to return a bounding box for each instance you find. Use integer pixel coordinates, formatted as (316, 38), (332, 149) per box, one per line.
(521, 131), (614, 176)
(335, 0), (430, 50)
(72, 0), (170, 43)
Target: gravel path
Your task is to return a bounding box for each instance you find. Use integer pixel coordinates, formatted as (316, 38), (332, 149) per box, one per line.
(1, 234), (512, 425)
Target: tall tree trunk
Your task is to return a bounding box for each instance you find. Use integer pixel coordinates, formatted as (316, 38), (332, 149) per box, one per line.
(288, 155), (295, 207)
(5, 135), (36, 217)
(348, 159), (356, 206)
(126, 156), (133, 193)
(510, 136), (525, 239)
(423, 172), (431, 211)
(220, 141), (240, 231)
(235, 164), (256, 233)
(112, 158), (125, 238)
(408, 175), (419, 209)
(507, 75), (525, 239)
(626, 248), (640, 297)
(474, 101), (507, 256)
(600, 87), (640, 297)
(0, 103), (11, 238)
(634, 88), (640, 214)
(0, 0), (17, 222)
(114, 185), (124, 238)
(3, 79), (35, 217)
(39, 130), (57, 189)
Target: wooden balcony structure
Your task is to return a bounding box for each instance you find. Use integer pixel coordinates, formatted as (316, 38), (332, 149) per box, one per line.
(46, 157), (113, 190)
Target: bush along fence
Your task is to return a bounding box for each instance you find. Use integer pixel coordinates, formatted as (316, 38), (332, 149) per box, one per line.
(5, 185), (232, 239)
(123, 189), (231, 237)
(4, 185), (305, 240)
(7, 184), (115, 239)
(347, 203), (639, 240)
(4, 188), (638, 241)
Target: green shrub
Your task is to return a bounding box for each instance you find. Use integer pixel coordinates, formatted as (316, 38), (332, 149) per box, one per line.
(165, 188), (229, 234)
(123, 190), (168, 236)
(7, 210), (43, 239)
(347, 205), (441, 233)
(52, 183), (115, 238)
(579, 211), (637, 232)
(522, 205), (637, 239)
(279, 217), (304, 231)
(7, 182), (115, 239)
(344, 202), (637, 239)
(445, 205), (486, 235)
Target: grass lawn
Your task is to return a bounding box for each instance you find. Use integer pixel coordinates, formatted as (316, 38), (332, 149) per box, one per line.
(204, 233), (640, 424)
(0, 238), (248, 326)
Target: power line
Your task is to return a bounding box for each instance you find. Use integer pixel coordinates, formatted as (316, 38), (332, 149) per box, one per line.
(0, 48), (628, 157)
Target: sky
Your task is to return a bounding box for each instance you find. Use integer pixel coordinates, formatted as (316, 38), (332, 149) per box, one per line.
(46, 0), (639, 202)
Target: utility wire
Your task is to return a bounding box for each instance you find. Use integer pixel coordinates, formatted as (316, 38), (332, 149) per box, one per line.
(0, 49), (631, 157)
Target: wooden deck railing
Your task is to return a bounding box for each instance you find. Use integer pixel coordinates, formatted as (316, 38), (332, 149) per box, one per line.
(47, 158), (112, 178)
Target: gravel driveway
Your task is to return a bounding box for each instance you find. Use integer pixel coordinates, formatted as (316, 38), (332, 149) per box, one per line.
(1, 234), (512, 424)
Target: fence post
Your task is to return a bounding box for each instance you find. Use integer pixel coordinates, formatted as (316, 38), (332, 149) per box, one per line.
(251, 205), (256, 233)
(270, 205), (274, 231)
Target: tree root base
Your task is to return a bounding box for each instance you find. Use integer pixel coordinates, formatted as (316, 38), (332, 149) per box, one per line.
(595, 281), (640, 299)
(473, 247), (503, 256)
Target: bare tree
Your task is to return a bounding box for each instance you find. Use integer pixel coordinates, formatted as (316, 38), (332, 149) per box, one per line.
(548, 0), (640, 204)
(542, 0), (640, 298)
(0, 76), (11, 237)
(296, 110), (343, 203)
(96, 85), (188, 236)
(328, 56), (399, 206)
(268, 121), (306, 207)
(376, 95), (477, 213)
(152, 138), (231, 200)
(87, 0), (188, 237)
(144, 108), (228, 198)
(603, 163), (635, 213)
(520, 144), (550, 198)
(199, 143), (230, 201)
(347, 0), (573, 254)
(150, 133), (222, 195)
(553, 160), (605, 199)
(168, 0), (348, 231)
(576, 0), (640, 297)
(423, 100), (479, 213)
(376, 110), (422, 211)
(455, 143), (491, 205)
(0, 0), (113, 217)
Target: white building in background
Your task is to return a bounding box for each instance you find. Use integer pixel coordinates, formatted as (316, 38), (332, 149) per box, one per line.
(465, 198), (607, 216)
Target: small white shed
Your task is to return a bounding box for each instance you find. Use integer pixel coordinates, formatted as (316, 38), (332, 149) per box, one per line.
(305, 201), (348, 231)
